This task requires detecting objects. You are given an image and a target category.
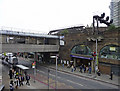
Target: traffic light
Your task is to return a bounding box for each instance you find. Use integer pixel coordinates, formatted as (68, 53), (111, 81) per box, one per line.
(92, 52), (96, 57)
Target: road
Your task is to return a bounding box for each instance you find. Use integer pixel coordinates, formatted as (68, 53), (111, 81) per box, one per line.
(18, 57), (118, 89)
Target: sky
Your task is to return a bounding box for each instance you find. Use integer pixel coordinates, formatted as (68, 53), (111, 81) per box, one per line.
(0, 0), (111, 34)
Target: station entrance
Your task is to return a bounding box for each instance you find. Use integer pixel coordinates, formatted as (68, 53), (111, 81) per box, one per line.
(71, 55), (94, 72)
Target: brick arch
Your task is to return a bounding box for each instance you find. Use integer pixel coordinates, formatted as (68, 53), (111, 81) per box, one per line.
(99, 43), (120, 56)
(99, 42), (120, 52)
(98, 42), (119, 53)
(70, 44), (92, 54)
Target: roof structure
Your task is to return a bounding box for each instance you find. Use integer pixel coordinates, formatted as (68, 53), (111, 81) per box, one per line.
(0, 30), (59, 39)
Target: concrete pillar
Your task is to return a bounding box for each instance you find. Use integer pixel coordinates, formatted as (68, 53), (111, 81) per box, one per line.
(43, 53), (50, 63)
(34, 52), (38, 62)
(91, 60), (94, 72)
(73, 58), (76, 66)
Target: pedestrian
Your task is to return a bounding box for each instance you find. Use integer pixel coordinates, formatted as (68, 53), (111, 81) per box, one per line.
(89, 67), (91, 74)
(86, 66), (89, 73)
(14, 74), (19, 89)
(26, 74), (30, 85)
(13, 70), (16, 78)
(62, 62), (64, 67)
(97, 69), (101, 76)
(9, 68), (13, 79)
(82, 64), (84, 72)
(21, 75), (24, 86)
(71, 65), (74, 72)
(74, 66), (76, 71)
(83, 65), (86, 73)
(79, 65), (82, 73)
(19, 75), (22, 86)
(12, 69), (14, 77)
(110, 71), (113, 80)
(9, 80), (14, 91)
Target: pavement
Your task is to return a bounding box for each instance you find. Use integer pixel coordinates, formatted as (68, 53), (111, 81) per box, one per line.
(3, 57), (119, 90)
(20, 57), (120, 87)
(2, 62), (54, 90)
(44, 63), (120, 87)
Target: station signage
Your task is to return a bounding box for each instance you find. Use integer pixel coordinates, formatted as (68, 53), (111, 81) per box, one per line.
(70, 55), (93, 60)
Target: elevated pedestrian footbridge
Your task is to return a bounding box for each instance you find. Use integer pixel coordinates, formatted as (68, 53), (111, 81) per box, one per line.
(0, 30), (60, 53)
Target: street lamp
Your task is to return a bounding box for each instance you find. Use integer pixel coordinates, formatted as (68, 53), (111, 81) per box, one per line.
(93, 12), (113, 75)
(50, 55), (58, 90)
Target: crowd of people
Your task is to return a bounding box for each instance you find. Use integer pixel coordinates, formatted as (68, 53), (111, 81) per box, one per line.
(9, 67), (30, 91)
(70, 64), (92, 74)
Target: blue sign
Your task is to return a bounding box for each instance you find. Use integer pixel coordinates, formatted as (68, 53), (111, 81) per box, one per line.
(70, 55), (93, 60)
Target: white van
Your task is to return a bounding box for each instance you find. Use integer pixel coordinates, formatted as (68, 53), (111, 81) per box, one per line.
(8, 56), (18, 65)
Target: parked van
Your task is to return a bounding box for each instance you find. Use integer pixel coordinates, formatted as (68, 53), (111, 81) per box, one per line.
(8, 56), (18, 65)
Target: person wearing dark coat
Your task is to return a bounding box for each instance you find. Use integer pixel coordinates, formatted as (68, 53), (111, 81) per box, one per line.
(26, 74), (30, 85)
(21, 75), (24, 86)
(110, 72), (113, 80)
(9, 69), (13, 79)
(9, 80), (14, 91)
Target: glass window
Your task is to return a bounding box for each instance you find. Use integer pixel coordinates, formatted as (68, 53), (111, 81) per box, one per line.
(99, 44), (120, 60)
(71, 44), (92, 55)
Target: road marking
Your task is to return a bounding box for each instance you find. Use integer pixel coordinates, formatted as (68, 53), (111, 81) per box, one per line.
(49, 74), (55, 77)
(37, 70), (45, 74)
(72, 74), (87, 80)
(49, 74), (61, 79)
(67, 79), (83, 86)
(57, 76), (61, 79)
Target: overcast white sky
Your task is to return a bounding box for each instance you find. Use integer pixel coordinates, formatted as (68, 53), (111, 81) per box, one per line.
(0, 0), (111, 34)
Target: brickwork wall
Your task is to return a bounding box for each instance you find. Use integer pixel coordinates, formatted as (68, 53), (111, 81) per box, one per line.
(99, 64), (111, 74)
(59, 28), (120, 74)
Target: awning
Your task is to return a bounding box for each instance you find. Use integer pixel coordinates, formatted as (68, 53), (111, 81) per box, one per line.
(16, 65), (29, 70)
(70, 55), (93, 60)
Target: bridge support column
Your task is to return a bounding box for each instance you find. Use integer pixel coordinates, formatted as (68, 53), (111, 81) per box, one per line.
(73, 58), (76, 67)
(43, 53), (50, 63)
(34, 52), (38, 62)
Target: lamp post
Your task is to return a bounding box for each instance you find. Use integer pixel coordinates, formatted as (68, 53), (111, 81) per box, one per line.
(55, 54), (59, 90)
(48, 68), (50, 90)
(50, 55), (58, 90)
(93, 13), (113, 74)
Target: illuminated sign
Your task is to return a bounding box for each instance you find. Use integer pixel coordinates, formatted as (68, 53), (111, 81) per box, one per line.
(70, 55), (93, 60)
(110, 47), (116, 51)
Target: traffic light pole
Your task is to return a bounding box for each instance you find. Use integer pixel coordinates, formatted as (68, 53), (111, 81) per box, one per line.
(93, 12), (113, 76)
(95, 18), (99, 74)
(93, 17), (98, 75)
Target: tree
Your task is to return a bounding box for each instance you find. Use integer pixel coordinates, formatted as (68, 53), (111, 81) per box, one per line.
(60, 29), (68, 35)
(108, 24), (116, 31)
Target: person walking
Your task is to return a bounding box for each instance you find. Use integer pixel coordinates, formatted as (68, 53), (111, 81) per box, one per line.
(19, 75), (22, 86)
(26, 74), (30, 85)
(71, 65), (74, 72)
(84, 65), (86, 73)
(89, 66), (91, 74)
(79, 65), (82, 73)
(9, 68), (13, 79)
(14, 74), (19, 89)
(74, 66), (76, 71)
(86, 66), (89, 73)
(110, 71), (113, 80)
(62, 62), (64, 67)
(21, 75), (24, 86)
(9, 80), (14, 91)
(97, 69), (101, 76)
